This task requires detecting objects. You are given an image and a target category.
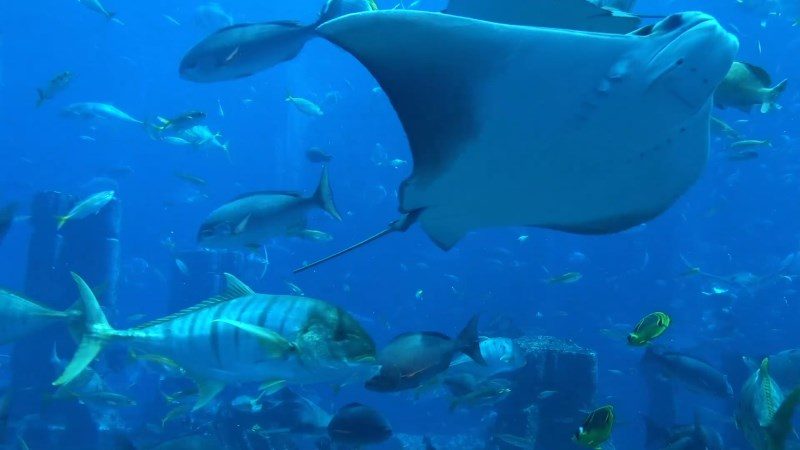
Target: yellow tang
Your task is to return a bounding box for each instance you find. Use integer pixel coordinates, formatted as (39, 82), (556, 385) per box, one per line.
(627, 312), (671, 346)
(573, 405), (614, 449)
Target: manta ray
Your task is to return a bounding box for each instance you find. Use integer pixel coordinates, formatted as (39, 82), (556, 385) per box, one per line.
(294, 11), (738, 272)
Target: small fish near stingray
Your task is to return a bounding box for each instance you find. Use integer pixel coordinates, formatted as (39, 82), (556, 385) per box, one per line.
(179, 1), (739, 273)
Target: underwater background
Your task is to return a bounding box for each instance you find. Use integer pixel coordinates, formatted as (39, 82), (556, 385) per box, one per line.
(1, 0), (799, 449)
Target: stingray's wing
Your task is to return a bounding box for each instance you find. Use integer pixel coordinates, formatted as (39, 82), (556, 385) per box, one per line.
(443, 0), (641, 33)
(318, 11), (636, 248)
(317, 11), (733, 250)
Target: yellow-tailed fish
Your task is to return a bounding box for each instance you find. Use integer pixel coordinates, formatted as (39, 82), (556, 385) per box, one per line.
(573, 405), (614, 449)
(547, 272), (582, 284)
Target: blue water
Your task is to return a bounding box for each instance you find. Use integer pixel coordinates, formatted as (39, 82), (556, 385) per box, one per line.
(1, 0), (799, 448)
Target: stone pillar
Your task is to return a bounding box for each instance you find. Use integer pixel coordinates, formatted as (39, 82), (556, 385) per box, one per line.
(9, 191), (120, 449)
(490, 336), (597, 450)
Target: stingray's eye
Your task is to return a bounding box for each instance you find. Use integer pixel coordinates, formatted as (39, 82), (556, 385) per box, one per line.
(660, 14), (684, 32)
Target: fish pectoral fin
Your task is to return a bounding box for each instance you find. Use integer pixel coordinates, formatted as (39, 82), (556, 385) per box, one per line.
(234, 214), (251, 235)
(192, 377), (226, 411)
(258, 379), (287, 397)
(213, 319), (295, 358)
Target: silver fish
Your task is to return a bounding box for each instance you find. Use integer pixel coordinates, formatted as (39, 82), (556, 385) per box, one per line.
(198, 167), (340, 249)
(54, 273), (377, 410)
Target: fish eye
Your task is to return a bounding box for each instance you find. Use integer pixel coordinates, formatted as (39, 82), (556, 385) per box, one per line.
(213, 223), (233, 235)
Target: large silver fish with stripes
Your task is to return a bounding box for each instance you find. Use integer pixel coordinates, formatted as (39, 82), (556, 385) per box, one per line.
(0, 289), (82, 344)
(55, 273), (377, 409)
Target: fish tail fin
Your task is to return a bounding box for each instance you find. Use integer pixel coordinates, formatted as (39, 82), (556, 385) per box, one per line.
(456, 315), (485, 366)
(222, 141), (232, 163)
(768, 385), (800, 449)
(448, 398), (460, 412)
(313, 165), (342, 221)
(143, 119), (163, 140)
(643, 415), (669, 447)
(53, 273), (118, 387)
(36, 89), (47, 107)
(64, 298), (88, 340)
(56, 215), (69, 229)
(762, 79), (787, 113)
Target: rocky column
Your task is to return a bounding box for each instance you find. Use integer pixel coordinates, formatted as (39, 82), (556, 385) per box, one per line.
(9, 191), (120, 449)
(491, 336), (597, 450)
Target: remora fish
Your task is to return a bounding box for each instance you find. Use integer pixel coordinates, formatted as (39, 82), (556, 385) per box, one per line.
(62, 103), (142, 125)
(644, 414), (724, 450)
(198, 167), (341, 249)
(448, 336), (526, 379)
(78, 0), (116, 20)
(0, 202), (19, 245)
(180, 125), (230, 157)
(449, 378), (512, 410)
(0, 289), (82, 345)
(180, 0), (377, 82)
(54, 273), (377, 410)
(642, 346), (733, 398)
(328, 403), (392, 447)
(36, 71), (74, 107)
(152, 111), (206, 134)
(57, 190), (115, 229)
(736, 358), (800, 450)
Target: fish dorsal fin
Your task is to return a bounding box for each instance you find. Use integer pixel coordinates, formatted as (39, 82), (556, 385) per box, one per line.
(222, 273), (256, 297)
(212, 21), (302, 35)
(134, 273), (254, 329)
(757, 358), (779, 427)
(232, 190), (304, 201)
(759, 357), (770, 377)
(393, 331), (451, 341)
(740, 61), (772, 86)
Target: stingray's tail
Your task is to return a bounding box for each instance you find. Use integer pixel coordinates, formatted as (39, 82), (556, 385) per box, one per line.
(761, 79), (788, 113)
(293, 210), (422, 273)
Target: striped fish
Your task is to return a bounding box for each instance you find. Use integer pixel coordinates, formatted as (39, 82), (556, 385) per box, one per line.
(0, 289), (82, 345)
(54, 273), (377, 410)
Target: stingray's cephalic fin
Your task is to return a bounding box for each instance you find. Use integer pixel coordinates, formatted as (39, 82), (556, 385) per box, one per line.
(443, 0), (641, 33)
